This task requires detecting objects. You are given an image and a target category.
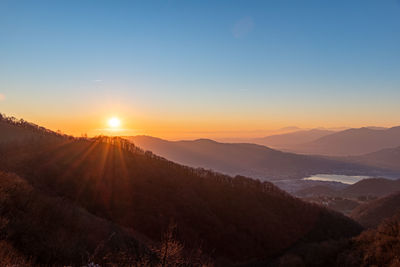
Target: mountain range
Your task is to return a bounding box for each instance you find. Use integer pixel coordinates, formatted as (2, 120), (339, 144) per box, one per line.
(127, 135), (394, 181)
(284, 126), (400, 156)
(349, 146), (400, 171)
(250, 129), (335, 148)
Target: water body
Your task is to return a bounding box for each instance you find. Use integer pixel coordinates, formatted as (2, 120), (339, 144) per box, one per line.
(303, 174), (372, 185)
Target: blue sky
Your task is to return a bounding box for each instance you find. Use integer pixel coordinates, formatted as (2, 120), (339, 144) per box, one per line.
(1, 0), (400, 138)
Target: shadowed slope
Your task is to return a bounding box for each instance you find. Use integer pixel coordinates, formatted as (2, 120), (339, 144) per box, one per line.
(0, 115), (64, 143)
(293, 178), (400, 199)
(0, 172), (154, 266)
(351, 192), (400, 228)
(341, 178), (400, 197)
(295, 185), (340, 197)
(338, 213), (400, 267)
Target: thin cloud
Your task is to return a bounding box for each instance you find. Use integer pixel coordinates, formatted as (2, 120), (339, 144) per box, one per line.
(0, 93), (5, 101)
(93, 80), (103, 82)
(232, 16), (254, 38)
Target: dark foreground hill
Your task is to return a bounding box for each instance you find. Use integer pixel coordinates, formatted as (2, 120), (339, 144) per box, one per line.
(267, 212), (400, 267)
(0, 172), (155, 266)
(0, 116), (61, 143)
(0, 115), (363, 265)
(341, 212), (400, 267)
(127, 136), (386, 181)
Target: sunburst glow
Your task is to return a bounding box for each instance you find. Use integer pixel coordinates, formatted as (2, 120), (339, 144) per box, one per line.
(108, 117), (121, 128)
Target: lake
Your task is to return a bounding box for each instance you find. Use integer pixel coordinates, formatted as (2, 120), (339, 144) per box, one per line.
(303, 174), (372, 185)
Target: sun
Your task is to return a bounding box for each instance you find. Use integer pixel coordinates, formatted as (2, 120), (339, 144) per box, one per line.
(108, 117), (121, 128)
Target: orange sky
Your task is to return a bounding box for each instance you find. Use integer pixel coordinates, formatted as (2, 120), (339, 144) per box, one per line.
(1, 90), (399, 140)
(2, 107), (397, 140)
(1, 1), (400, 140)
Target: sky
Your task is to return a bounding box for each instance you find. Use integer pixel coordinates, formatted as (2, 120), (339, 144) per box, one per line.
(1, 0), (400, 139)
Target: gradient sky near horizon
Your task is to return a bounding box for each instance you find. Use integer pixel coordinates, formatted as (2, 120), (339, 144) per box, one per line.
(1, 0), (400, 139)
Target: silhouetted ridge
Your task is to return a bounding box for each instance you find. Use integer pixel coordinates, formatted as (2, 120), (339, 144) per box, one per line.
(0, 113), (67, 141)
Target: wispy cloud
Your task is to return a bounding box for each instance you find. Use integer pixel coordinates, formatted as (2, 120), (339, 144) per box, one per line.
(93, 79), (103, 83)
(232, 16), (254, 38)
(0, 93), (5, 101)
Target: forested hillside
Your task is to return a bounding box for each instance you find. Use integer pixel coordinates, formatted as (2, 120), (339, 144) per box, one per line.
(351, 192), (400, 228)
(0, 172), (156, 266)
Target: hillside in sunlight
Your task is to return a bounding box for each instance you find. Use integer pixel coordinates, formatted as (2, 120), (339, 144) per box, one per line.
(351, 192), (400, 228)
(0, 115), (363, 265)
(127, 135), (389, 181)
(339, 212), (400, 267)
